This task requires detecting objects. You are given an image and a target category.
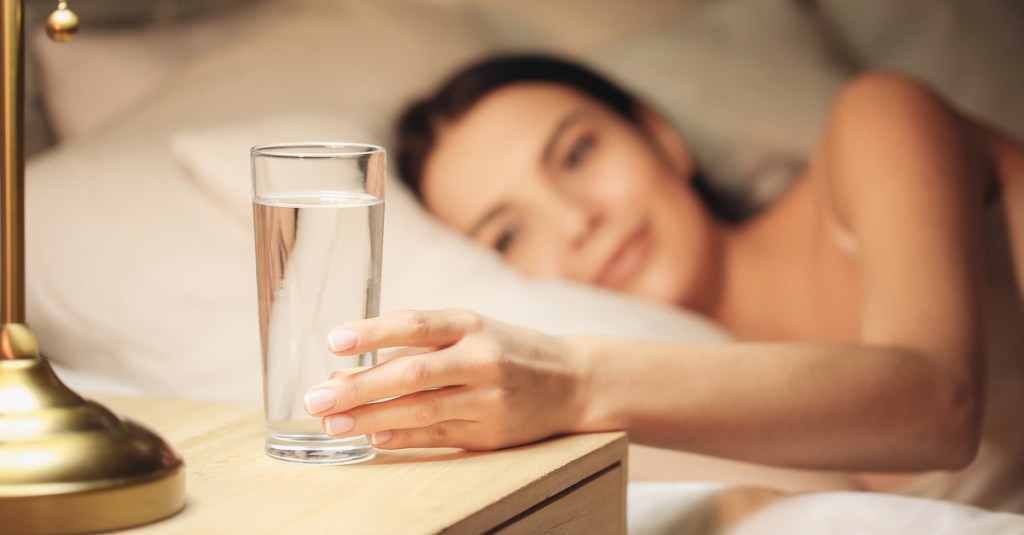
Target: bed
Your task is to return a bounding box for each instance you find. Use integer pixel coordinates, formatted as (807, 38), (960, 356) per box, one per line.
(20, 0), (1024, 532)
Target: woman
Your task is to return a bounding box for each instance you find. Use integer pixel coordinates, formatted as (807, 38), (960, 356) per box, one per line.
(303, 55), (1024, 505)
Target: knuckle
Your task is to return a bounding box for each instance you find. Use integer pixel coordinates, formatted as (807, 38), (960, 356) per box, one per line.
(468, 314), (486, 332)
(448, 308), (484, 331)
(428, 423), (451, 445)
(492, 350), (515, 374)
(401, 310), (431, 337)
(331, 376), (361, 407)
(490, 385), (514, 407)
(464, 311), (486, 332)
(397, 358), (430, 386)
(415, 394), (443, 424)
(477, 344), (512, 379)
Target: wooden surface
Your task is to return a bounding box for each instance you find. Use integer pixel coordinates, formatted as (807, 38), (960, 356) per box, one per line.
(496, 465), (626, 534)
(91, 394), (627, 534)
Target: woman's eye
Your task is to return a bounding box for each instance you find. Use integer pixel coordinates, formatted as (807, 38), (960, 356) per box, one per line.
(494, 225), (520, 254)
(563, 135), (595, 169)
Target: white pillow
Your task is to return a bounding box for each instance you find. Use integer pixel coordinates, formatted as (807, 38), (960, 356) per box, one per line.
(27, 124), (262, 402)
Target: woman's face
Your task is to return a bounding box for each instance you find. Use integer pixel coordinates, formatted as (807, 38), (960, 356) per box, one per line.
(420, 83), (722, 308)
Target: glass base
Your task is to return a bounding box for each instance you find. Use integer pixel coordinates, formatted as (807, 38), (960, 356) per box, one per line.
(265, 434), (376, 465)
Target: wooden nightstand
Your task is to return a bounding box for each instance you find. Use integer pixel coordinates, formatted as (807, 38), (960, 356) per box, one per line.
(92, 395), (627, 534)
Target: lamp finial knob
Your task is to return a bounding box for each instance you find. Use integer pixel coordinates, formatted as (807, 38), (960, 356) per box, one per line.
(45, 1), (78, 42)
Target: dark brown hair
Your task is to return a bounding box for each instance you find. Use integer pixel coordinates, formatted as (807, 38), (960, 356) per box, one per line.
(394, 54), (744, 223)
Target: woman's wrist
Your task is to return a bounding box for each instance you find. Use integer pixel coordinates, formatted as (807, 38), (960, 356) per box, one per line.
(558, 334), (623, 434)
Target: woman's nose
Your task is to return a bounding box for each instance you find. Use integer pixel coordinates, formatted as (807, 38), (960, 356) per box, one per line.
(559, 201), (602, 250)
(526, 184), (605, 278)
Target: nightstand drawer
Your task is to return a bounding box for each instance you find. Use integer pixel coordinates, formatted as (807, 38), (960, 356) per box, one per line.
(496, 463), (626, 534)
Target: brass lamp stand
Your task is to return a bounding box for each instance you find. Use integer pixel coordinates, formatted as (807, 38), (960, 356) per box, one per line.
(0, 1), (185, 532)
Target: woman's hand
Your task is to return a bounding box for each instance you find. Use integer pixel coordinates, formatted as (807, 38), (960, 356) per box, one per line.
(303, 309), (589, 451)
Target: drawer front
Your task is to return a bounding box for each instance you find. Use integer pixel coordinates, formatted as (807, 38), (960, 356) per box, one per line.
(495, 464), (625, 535)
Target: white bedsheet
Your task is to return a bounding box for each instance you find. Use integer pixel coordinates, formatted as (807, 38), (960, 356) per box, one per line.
(629, 482), (1024, 535)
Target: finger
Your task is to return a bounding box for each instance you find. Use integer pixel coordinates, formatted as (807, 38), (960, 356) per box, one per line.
(378, 346), (433, 364)
(325, 344), (425, 377)
(325, 309), (483, 355)
(327, 347), (431, 380)
(368, 420), (479, 450)
(306, 348), (474, 415)
(329, 366), (370, 380)
(322, 386), (479, 438)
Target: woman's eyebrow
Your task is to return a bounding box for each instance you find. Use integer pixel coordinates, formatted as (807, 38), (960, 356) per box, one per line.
(469, 203), (508, 238)
(541, 109), (588, 167)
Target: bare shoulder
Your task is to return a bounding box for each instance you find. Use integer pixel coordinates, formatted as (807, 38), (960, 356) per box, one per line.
(830, 71), (953, 122)
(818, 71), (983, 214)
(825, 71), (972, 160)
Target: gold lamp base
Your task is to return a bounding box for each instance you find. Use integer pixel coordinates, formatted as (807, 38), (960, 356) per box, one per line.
(0, 324), (186, 534)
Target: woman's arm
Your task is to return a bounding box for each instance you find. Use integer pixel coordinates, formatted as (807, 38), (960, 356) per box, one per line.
(306, 72), (988, 472)
(583, 73), (986, 470)
(308, 310), (976, 472)
(568, 338), (977, 472)
(814, 71), (989, 464)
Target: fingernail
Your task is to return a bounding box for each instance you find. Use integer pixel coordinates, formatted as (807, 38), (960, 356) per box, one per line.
(371, 430), (393, 445)
(304, 388), (337, 414)
(327, 329), (359, 352)
(325, 413), (356, 435)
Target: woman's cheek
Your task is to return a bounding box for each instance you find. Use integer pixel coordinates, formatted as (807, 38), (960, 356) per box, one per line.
(509, 235), (560, 278)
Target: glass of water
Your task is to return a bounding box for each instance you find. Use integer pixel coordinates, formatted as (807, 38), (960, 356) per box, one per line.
(251, 142), (385, 464)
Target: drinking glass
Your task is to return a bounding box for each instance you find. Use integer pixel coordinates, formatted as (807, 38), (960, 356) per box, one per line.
(251, 142), (385, 464)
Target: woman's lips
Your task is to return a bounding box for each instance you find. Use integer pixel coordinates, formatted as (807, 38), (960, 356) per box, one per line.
(596, 224), (651, 289)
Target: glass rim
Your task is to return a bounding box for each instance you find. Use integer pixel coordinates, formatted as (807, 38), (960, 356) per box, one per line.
(251, 142), (385, 159)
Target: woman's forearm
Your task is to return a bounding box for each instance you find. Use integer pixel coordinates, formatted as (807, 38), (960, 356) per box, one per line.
(565, 336), (981, 472)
